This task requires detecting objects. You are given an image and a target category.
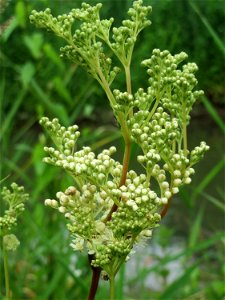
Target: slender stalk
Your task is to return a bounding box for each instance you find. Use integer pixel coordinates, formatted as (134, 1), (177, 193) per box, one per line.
(103, 140), (131, 223)
(2, 238), (11, 300)
(119, 140), (132, 187)
(125, 64), (132, 94)
(87, 254), (101, 300)
(109, 276), (115, 300)
(183, 120), (187, 156)
(97, 68), (130, 144)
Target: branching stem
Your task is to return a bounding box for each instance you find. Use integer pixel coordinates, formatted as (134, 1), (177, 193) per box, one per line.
(183, 120), (187, 156)
(125, 64), (132, 95)
(2, 238), (11, 300)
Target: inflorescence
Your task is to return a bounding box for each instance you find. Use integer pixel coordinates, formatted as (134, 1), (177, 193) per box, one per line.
(0, 183), (29, 250)
(30, 0), (209, 278)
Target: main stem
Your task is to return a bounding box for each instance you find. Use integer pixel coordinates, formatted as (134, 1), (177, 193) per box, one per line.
(104, 140), (131, 223)
(88, 64), (132, 300)
(87, 140), (131, 300)
(87, 254), (101, 300)
(2, 239), (10, 300)
(109, 276), (115, 300)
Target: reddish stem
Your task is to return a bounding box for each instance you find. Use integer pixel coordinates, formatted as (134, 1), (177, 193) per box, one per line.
(87, 140), (131, 299)
(87, 254), (102, 300)
(160, 197), (172, 218)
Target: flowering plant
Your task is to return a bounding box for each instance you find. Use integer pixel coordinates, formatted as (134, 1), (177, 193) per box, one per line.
(0, 182), (29, 299)
(30, 1), (209, 299)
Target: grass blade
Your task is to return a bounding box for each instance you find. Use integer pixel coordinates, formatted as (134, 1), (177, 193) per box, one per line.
(159, 264), (198, 300)
(201, 95), (225, 134)
(189, 206), (204, 248)
(192, 155), (225, 200)
(189, 1), (225, 56)
(201, 192), (225, 212)
(0, 88), (27, 141)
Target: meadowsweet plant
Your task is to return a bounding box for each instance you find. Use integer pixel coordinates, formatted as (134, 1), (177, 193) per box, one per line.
(0, 182), (29, 300)
(30, 1), (209, 299)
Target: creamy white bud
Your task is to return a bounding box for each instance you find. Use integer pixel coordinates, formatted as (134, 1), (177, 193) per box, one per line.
(141, 229), (152, 237)
(51, 200), (59, 208)
(165, 191), (172, 198)
(128, 184), (136, 192)
(184, 177), (192, 184)
(161, 197), (168, 204)
(174, 178), (182, 186)
(107, 181), (114, 188)
(172, 187), (179, 194)
(158, 174), (166, 181)
(174, 170), (181, 177)
(98, 173), (105, 181)
(95, 221), (105, 233)
(132, 204), (138, 211)
(142, 195), (148, 202)
(44, 199), (52, 206)
(149, 191), (156, 199)
(161, 181), (169, 189)
(120, 185), (127, 192)
(58, 206), (66, 213)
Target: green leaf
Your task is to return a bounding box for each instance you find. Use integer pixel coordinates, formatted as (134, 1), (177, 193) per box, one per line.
(53, 76), (72, 104)
(30, 79), (70, 125)
(23, 33), (43, 59)
(1, 17), (18, 42)
(15, 1), (26, 28)
(20, 62), (36, 87)
(43, 43), (65, 71)
(32, 142), (46, 176)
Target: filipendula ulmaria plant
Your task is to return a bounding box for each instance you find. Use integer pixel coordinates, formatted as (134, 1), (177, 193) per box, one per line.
(0, 183), (29, 300)
(30, 1), (209, 299)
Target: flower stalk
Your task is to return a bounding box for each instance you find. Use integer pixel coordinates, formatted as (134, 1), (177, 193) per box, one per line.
(0, 183), (28, 300)
(3, 239), (10, 300)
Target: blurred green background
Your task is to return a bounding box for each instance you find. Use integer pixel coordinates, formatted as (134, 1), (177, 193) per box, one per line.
(0, 0), (224, 299)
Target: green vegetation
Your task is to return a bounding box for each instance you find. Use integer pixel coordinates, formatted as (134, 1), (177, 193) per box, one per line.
(0, 0), (224, 299)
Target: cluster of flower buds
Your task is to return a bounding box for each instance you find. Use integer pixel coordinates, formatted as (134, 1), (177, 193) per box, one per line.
(113, 90), (134, 115)
(30, 1), (153, 88)
(40, 117), (80, 156)
(111, 0), (152, 64)
(40, 117), (123, 187)
(44, 169), (163, 271)
(130, 106), (180, 154)
(0, 183), (29, 236)
(142, 49), (204, 125)
(190, 141), (210, 166)
(3, 234), (20, 251)
(30, 3), (118, 82)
